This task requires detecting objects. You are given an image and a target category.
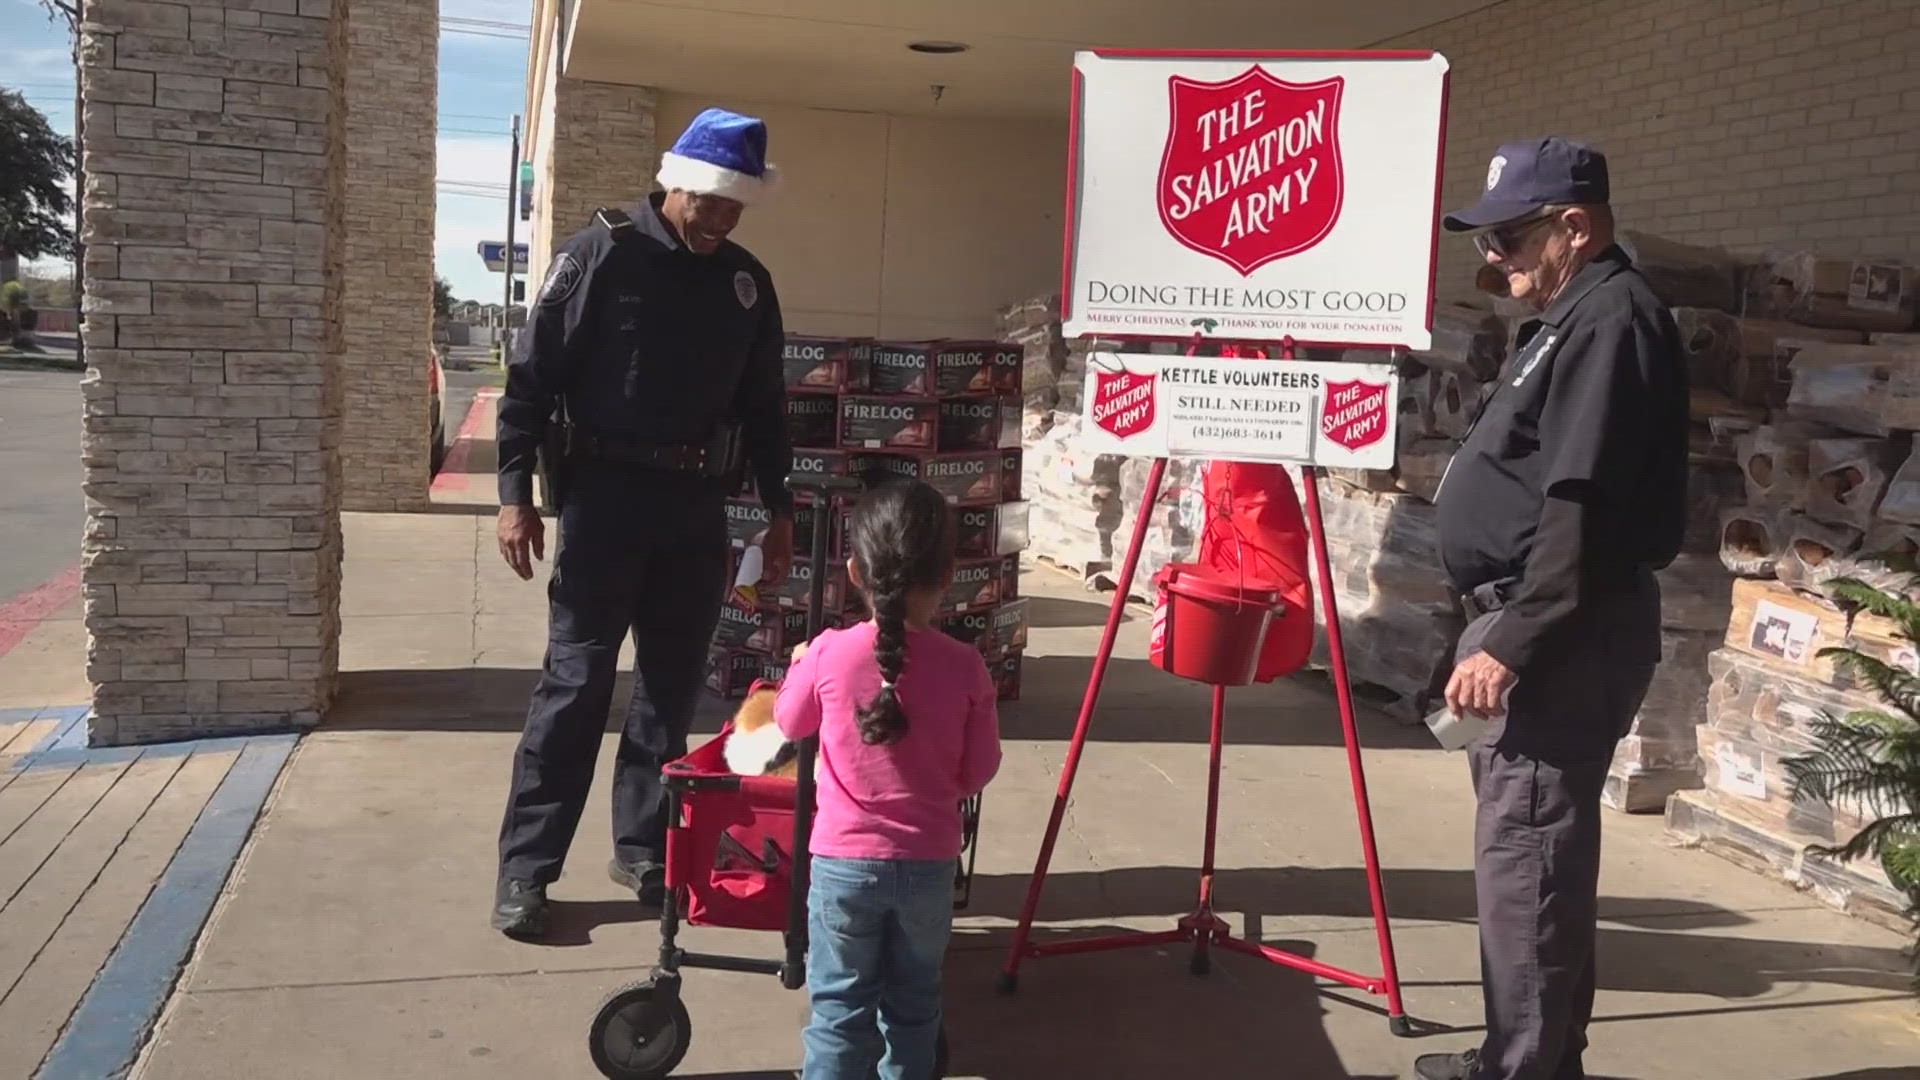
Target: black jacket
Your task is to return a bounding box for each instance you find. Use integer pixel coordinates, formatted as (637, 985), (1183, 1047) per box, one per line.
(496, 191), (791, 512)
(1435, 244), (1690, 672)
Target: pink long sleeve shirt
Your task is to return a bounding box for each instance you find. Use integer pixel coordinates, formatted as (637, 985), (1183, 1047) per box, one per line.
(774, 621), (1002, 861)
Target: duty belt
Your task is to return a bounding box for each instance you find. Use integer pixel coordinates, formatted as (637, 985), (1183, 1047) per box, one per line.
(567, 429), (712, 472)
(1460, 577), (1518, 619)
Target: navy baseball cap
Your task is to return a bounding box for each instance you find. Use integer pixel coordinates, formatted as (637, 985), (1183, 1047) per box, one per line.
(1442, 137), (1610, 232)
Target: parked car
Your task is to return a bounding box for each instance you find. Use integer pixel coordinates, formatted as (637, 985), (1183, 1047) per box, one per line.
(429, 343), (449, 475)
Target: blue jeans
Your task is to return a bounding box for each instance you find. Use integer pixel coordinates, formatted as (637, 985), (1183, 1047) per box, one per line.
(801, 856), (953, 1080)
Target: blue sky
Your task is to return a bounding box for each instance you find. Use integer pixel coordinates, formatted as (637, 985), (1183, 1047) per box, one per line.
(4, 0), (531, 303)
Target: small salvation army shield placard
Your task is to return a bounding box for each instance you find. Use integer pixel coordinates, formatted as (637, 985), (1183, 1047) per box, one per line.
(1156, 67), (1346, 276)
(1089, 369), (1158, 440)
(1320, 378), (1391, 452)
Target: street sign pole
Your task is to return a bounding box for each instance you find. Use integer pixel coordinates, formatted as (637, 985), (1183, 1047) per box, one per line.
(502, 113), (521, 356)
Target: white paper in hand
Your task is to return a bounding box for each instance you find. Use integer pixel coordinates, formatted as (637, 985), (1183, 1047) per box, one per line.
(730, 545), (764, 609)
(1423, 683), (1514, 752)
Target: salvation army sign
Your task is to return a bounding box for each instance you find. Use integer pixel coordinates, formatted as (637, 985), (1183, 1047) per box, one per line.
(1079, 352), (1400, 470)
(1159, 67), (1344, 275)
(1063, 50), (1450, 351)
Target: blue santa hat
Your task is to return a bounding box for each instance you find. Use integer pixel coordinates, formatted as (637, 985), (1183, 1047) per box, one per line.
(656, 107), (781, 205)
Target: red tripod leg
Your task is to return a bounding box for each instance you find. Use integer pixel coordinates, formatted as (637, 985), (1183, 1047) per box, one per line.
(999, 456), (1169, 994)
(1300, 465), (1409, 1030)
(1189, 683), (1227, 977)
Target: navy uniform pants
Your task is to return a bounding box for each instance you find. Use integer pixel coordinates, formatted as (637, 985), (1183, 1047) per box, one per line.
(1454, 585), (1657, 1080)
(497, 468), (730, 885)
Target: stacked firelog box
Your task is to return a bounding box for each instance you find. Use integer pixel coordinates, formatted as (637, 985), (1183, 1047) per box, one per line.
(1669, 253), (1920, 927)
(703, 336), (1031, 703)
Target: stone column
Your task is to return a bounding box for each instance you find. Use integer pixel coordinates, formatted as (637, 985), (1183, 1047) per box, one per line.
(78, 0), (345, 746)
(338, 0), (436, 511)
(530, 78), (657, 281)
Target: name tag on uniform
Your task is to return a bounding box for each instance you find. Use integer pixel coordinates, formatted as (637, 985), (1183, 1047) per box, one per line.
(1511, 332), (1559, 387)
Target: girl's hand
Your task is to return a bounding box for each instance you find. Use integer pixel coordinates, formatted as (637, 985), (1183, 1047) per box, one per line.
(789, 639), (811, 663)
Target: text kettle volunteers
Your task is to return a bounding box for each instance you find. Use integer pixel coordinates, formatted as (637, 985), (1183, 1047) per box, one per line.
(489, 107), (797, 938)
(1416, 138), (1689, 1080)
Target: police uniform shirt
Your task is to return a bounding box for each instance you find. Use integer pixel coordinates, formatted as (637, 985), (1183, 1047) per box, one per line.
(496, 191), (792, 513)
(1434, 244), (1689, 672)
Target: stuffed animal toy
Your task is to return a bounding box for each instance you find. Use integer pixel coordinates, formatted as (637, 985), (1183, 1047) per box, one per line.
(723, 679), (799, 779)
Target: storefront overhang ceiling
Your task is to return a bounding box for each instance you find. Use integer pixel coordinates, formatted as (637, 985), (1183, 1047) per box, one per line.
(562, 0), (1498, 116)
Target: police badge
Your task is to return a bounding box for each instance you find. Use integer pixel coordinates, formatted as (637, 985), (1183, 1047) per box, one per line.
(734, 270), (758, 310)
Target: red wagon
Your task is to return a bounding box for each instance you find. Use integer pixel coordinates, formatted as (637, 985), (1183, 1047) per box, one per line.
(587, 475), (982, 1079)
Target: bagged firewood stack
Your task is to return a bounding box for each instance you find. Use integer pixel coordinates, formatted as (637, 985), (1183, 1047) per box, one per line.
(1714, 337), (1920, 599)
(1019, 407), (1203, 600)
(1665, 578), (1918, 933)
(1605, 456), (1747, 812)
(998, 294), (1068, 440)
(1673, 307), (1863, 407)
(1618, 230), (1753, 313)
(1287, 467), (1465, 722)
(1759, 253), (1920, 335)
(1670, 254), (1920, 917)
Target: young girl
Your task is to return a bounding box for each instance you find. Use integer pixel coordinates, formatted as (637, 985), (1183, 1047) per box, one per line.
(774, 479), (1003, 1080)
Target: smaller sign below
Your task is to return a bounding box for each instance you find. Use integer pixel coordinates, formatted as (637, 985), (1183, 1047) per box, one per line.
(478, 241), (529, 273)
(1077, 352), (1398, 470)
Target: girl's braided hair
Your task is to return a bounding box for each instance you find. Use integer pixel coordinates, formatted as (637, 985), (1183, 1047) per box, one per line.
(848, 479), (955, 745)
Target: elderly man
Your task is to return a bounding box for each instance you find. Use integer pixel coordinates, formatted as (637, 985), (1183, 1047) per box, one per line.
(490, 107), (795, 938)
(1417, 138), (1689, 1080)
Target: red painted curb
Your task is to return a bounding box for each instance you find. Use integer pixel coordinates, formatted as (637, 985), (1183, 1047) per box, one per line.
(431, 386), (501, 494)
(0, 563), (83, 660)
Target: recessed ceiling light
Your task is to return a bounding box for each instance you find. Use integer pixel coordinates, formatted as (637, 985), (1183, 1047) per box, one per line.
(908, 40), (969, 54)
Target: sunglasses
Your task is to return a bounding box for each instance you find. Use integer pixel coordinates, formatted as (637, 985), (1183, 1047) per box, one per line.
(1474, 210), (1560, 260)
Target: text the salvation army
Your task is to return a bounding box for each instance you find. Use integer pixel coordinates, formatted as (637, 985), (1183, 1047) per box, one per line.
(1092, 376), (1155, 431)
(1166, 88), (1330, 248)
(1321, 382), (1384, 440)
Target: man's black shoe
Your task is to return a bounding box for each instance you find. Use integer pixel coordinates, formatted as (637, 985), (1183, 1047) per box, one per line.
(1414, 1049), (1481, 1080)
(608, 858), (667, 907)
(491, 878), (549, 938)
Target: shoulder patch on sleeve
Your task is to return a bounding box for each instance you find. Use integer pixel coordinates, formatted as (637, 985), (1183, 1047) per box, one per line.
(538, 251), (584, 306)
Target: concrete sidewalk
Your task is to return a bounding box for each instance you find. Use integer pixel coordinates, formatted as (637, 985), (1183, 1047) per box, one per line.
(2, 391), (1914, 1079)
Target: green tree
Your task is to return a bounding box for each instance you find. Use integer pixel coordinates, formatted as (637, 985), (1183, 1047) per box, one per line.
(434, 275), (455, 322)
(0, 89), (77, 286)
(1783, 565), (1920, 984)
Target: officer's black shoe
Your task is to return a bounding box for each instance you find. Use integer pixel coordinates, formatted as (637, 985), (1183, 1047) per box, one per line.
(1414, 1049), (1482, 1080)
(491, 878), (549, 939)
(608, 857), (667, 908)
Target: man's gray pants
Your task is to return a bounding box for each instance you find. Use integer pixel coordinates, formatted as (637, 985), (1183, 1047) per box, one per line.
(1454, 607), (1656, 1080)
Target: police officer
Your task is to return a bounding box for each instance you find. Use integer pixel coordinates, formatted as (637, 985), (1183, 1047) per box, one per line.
(1416, 138), (1688, 1080)
(490, 108), (796, 938)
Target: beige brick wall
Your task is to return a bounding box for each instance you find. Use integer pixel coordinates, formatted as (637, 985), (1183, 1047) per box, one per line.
(78, 0), (346, 746)
(530, 78), (658, 282)
(338, 0), (435, 512)
(1391, 0), (1920, 302)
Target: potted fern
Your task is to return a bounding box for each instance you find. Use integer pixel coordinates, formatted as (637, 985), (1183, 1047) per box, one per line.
(1782, 564), (1920, 982)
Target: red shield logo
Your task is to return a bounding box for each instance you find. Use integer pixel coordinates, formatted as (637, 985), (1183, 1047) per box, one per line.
(1321, 379), (1389, 451)
(1090, 369), (1158, 440)
(1157, 67), (1346, 276)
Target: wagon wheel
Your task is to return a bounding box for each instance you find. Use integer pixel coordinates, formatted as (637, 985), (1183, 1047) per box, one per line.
(588, 979), (691, 1079)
